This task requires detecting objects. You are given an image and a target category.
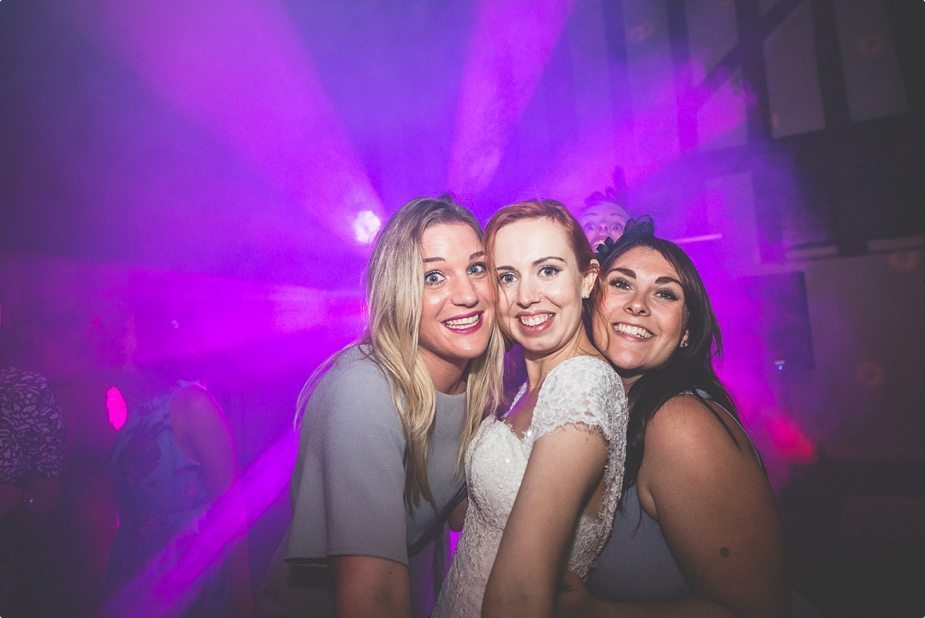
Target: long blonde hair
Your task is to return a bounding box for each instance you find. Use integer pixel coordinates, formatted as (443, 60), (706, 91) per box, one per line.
(298, 196), (504, 509)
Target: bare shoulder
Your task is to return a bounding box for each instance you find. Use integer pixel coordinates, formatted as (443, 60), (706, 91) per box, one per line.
(644, 394), (757, 475)
(170, 383), (225, 428)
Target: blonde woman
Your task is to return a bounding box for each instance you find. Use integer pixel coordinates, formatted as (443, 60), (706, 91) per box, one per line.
(433, 200), (628, 617)
(260, 196), (505, 617)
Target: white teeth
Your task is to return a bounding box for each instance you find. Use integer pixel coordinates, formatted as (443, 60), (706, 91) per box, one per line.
(519, 314), (552, 327)
(614, 323), (652, 339)
(445, 314), (480, 329)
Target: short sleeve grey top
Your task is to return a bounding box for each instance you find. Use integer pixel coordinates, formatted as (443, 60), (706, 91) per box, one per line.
(286, 345), (467, 566)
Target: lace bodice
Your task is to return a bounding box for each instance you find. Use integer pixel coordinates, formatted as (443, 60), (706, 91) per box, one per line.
(432, 355), (628, 617)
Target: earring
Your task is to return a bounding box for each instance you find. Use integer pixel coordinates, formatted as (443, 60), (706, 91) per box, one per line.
(581, 291), (590, 299)
(680, 340), (689, 348)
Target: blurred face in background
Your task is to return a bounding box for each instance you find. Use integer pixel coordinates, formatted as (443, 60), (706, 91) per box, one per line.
(580, 201), (630, 249)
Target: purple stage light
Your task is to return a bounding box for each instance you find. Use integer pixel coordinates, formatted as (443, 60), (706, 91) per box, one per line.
(534, 58), (751, 209)
(447, 0), (577, 196)
(352, 209), (382, 244)
(71, 0), (384, 248)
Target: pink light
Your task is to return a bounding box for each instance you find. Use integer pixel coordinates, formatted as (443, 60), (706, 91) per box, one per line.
(106, 386), (127, 431)
(767, 415), (816, 463)
(448, 0), (577, 196)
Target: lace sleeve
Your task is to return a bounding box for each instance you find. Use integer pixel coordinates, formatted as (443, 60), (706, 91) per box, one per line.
(532, 355), (629, 544)
(530, 356), (624, 443)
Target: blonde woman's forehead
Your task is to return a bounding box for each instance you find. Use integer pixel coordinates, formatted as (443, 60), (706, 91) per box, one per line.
(421, 222), (484, 260)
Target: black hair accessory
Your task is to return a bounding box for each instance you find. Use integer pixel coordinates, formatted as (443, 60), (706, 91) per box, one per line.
(594, 215), (657, 264)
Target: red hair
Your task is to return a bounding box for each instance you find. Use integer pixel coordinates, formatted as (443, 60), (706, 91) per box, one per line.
(484, 199), (595, 272)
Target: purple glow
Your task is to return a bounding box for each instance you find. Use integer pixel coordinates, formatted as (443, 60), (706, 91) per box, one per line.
(71, 0), (384, 247)
(105, 385), (127, 431)
(537, 59), (753, 209)
(116, 267), (364, 368)
(104, 431), (298, 617)
(6, 3), (918, 612)
(447, 0), (577, 196)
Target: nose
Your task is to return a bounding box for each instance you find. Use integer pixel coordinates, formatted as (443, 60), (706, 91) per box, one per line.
(452, 274), (479, 307)
(516, 277), (540, 308)
(624, 290), (649, 316)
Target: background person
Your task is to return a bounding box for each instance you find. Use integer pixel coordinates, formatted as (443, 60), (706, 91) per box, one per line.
(104, 312), (252, 617)
(579, 166), (631, 250)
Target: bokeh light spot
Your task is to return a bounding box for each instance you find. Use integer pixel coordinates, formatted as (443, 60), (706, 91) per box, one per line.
(106, 386), (128, 431)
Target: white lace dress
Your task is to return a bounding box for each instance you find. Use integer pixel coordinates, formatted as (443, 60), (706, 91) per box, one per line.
(432, 355), (628, 617)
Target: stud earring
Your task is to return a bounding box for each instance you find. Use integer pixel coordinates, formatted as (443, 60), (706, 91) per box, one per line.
(680, 340), (689, 348)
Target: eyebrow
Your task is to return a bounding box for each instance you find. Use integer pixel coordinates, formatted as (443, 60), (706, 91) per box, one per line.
(424, 250), (485, 264)
(610, 267), (682, 286)
(495, 255), (567, 270)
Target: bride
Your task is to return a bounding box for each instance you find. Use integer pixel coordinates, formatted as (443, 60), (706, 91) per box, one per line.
(433, 200), (628, 617)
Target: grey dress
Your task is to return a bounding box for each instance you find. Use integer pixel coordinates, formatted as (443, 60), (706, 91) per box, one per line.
(260, 345), (466, 617)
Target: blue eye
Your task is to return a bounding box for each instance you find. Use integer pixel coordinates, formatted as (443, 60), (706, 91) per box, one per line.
(539, 265), (561, 278)
(468, 262), (488, 277)
(498, 271), (517, 285)
(424, 271), (445, 286)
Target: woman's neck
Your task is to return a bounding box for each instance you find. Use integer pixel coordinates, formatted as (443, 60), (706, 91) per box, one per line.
(523, 329), (601, 392)
(421, 349), (468, 395)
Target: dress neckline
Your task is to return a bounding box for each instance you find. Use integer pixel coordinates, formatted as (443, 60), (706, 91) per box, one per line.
(499, 354), (610, 440)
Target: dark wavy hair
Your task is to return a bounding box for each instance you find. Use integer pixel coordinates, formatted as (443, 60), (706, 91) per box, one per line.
(590, 216), (742, 491)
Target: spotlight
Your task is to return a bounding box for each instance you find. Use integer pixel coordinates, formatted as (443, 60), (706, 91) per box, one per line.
(352, 210), (381, 244)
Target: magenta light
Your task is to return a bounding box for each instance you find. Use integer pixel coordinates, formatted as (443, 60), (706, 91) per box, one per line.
(766, 415), (816, 463)
(117, 267), (364, 363)
(447, 0), (577, 196)
(74, 0), (384, 247)
(106, 386), (127, 431)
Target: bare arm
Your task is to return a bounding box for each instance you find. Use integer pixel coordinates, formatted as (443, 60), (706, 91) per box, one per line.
(333, 555), (411, 617)
(171, 385), (253, 616)
(558, 396), (788, 617)
(483, 425), (608, 617)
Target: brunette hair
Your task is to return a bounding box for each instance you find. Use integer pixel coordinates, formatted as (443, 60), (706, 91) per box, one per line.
(590, 216), (742, 490)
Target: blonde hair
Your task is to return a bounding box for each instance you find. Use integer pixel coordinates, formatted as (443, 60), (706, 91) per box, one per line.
(298, 196), (504, 509)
